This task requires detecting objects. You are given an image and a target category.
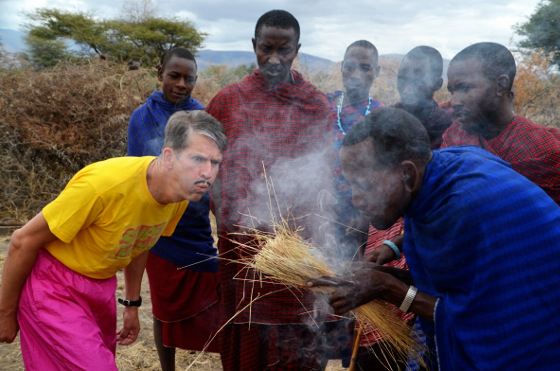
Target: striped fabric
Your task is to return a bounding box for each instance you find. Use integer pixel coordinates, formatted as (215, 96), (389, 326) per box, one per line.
(207, 69), (336, 325)
(441, 115), (560, 204)
(404, 146), (560, 370)
(360, 219), (415, 347)
(207, 70), (346, 370)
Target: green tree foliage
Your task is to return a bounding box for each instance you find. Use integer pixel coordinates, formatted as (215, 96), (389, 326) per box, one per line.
(515, 0), (560, 68)
(104, 18), (206, 67)
(23, 8), (206, 68)
(23, 33), (72, 68)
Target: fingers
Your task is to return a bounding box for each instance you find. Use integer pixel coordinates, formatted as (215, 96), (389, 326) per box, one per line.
(116, 328), (139, 346)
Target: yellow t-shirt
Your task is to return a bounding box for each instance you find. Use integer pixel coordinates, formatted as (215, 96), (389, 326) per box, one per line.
(43, 156), (189, 279)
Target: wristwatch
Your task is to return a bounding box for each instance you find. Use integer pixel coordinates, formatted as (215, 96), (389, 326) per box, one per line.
(118, 296), (142, 307)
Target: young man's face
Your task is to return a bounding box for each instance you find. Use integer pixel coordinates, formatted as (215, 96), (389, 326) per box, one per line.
(169, 133), (222, 203)
(341, 46), (379, 99)
(252, 26), (301, 86)
(340, 139), (406, 230)
(447, 58), (496, 134)
(397, 56), (437, 109)
(158, 56), (198, 104)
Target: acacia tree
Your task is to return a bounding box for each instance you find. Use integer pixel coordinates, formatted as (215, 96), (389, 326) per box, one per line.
(515, 0), (560, 68)
(23, 8), (206, 68)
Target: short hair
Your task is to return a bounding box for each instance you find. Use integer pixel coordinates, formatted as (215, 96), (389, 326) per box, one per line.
(344, 40), (379, 65)
(254, 10), (300, 43)
(160, 47), (197, 69)
(343, 107), (431, 168)
(402, 45), (443, 79)
(164, 110), (227, 154)
(450, 42), (516, 90)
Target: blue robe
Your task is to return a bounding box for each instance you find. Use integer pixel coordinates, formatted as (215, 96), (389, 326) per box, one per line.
(404, 146), (560, 370)
(127, 91), (216, 271)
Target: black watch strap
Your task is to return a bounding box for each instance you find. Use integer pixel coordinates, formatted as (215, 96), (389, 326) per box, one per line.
(118, 296), (142, 307)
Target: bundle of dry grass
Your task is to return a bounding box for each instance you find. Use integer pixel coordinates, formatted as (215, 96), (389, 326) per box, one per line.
(231, 218), (425, 367)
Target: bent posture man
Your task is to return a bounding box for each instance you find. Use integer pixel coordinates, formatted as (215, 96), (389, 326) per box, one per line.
(0, 110), (226, 371)
(309, 107), (560, 370)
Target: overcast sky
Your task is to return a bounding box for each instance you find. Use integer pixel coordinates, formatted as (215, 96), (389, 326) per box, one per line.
(0, 0), (541, 61)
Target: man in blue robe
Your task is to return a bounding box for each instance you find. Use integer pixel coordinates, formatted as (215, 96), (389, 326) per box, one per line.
(309, 107), (560, 370)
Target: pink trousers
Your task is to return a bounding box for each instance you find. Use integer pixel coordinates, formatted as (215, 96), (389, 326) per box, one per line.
(18, 249), (118, 371)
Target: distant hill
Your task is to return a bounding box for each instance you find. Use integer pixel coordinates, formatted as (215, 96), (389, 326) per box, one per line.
(196, 49), (335, 73)
(0, 28), (449, 76)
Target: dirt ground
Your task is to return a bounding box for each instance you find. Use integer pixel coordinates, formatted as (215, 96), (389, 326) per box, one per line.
(0, 231), (348, 370)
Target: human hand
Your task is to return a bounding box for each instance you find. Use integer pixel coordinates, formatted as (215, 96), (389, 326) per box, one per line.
(366, 235), (403, 265)
(0, 310), (19, 344)
(116, 307), (140, 346)
(366, 244), (396, 265)
(308, 262), (393, 315)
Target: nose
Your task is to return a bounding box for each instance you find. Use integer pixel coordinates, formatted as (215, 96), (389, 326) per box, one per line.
(176, 78), (187, 89)
(450, 91), (463, 108)
(268, 51), (280, 65)
(351, 189), (366, 210)
(199, 160), (213, 179)
(402, 82), (416, 97)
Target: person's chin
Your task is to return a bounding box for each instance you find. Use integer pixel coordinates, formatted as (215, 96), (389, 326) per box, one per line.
(187, 192), (205, 202)
(263, 71), (287, 85)
(366, 215), (393, 231)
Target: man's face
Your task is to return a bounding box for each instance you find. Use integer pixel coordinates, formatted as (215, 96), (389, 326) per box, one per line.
(170, 133), (222, 202)
(341, 46), (379, 98)
(158, 56), (198, 104)
(447, 59), (496, 134)
(252, 26), (300, 86)
(397, 57), (435, 109)
(340, 139), (406, 230)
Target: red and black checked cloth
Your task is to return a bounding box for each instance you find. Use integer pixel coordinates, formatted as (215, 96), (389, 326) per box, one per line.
(442, 115), (560, 204)
(207, 70), (339, 325)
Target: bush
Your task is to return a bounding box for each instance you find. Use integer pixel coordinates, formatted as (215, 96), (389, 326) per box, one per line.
(1, 50), (558, 223)
(0, 58), (156, 222)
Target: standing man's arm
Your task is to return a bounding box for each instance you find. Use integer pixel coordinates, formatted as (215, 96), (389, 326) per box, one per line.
(116, 250), (148, 345)
(0, 213), (58, 343)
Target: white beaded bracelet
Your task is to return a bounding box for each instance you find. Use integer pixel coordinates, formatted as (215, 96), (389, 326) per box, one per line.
(399, 285), (418, 313)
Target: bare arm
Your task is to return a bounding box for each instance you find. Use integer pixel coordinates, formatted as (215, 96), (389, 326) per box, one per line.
(116, 250), (148, 346)
(0, 212), (58, 343)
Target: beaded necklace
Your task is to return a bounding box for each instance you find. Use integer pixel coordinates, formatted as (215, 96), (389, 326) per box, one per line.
(336, 92), (372, 135)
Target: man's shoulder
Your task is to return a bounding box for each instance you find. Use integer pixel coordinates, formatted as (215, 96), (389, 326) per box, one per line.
(511, 116), (559, 134)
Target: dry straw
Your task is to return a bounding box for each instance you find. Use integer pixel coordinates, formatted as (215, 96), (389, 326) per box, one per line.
(227, 166), (426, 367)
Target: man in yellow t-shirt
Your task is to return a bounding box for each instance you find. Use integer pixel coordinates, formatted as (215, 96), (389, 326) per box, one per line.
(0, 110), (227, 371)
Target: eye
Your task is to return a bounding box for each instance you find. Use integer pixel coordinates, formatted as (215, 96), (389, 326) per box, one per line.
(360, 65), (373, 72)
(280, 47), (293, 55)
(342, 63), (356, 73)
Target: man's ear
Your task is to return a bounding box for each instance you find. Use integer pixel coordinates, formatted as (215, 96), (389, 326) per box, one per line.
(161, 147), (175, 168)
(400, 161), (420, 193)
(157, 66), (164, 82)
(252, 38), (257, 53)
(496, 75), (510, 97)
